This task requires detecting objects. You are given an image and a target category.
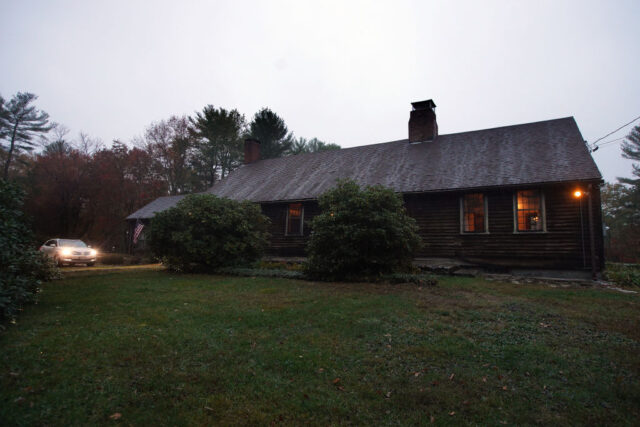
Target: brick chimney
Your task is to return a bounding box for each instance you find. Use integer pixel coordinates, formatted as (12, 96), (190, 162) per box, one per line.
(244, 138), (261, 164)
(408, 99), (438, 142)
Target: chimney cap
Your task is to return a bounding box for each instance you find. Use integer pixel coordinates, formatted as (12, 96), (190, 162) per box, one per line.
(411, 99), (436, 111)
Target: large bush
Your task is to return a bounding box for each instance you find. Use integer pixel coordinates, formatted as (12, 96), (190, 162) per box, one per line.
(1, 180), (58, 327)
(306, 179), (422, 280)
(148, 194), (270, 271)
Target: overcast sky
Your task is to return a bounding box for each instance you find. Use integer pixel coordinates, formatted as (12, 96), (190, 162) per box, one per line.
(2, 0), (639, 183)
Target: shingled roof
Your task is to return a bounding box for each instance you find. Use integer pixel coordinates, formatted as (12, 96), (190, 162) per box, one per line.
(127, 116), (601, 219)
(208, 117), (601, 202)
(126, 195), (186, 220)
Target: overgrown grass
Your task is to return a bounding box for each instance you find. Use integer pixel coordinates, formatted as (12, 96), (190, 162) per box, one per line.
(606, 262), (640, 288)
(1, 271), (639, 425)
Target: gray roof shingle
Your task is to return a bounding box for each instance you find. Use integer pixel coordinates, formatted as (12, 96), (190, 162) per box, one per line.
(126, 195), (186, 220)
(127, 116), (602, 218)
(207, 117), (601, 202)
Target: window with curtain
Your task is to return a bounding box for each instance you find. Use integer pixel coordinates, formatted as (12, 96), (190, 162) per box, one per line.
(286, 203), (303, 235)
(515, 190), (544, 232)
(461, 193), (487, 233)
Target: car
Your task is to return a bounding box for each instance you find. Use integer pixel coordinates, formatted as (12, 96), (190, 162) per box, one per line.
(39, 239), (98, 267)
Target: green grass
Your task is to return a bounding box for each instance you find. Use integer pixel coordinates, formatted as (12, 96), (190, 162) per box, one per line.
(1, 271), (639, 425)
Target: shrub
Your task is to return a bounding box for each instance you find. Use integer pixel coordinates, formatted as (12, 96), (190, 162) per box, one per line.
(258, 260), (306, 271)
(218, 267), (305, 280)
(605, 262), (640, 287)
(99, 253), (125, 265)
(148, 194), (270, 272)
(384, 273), (438, 286)
(0, 180), (58, 327)
(306, 179), (422, 280)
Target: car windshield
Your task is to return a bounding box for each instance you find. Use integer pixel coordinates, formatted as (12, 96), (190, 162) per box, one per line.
(59, 239), (87, 248)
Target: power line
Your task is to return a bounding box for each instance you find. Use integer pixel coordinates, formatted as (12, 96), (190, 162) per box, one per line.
(591, 114), (640, 148)
(598, 136), (626, 147)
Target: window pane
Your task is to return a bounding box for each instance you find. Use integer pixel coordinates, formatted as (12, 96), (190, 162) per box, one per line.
(516, 190), (543, 231)
(462, 193), (485, 233)
(287, 203), (303, 235)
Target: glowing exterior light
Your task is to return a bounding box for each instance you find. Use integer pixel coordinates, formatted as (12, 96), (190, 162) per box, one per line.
(573, 190), (582, 198)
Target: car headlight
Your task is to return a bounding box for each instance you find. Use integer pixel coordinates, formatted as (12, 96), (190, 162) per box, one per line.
(60, 248), (72, 256)
(89, 249), (97, 256)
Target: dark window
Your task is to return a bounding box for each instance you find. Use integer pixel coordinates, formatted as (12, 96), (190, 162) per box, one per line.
(461, 193), (486, 233)
(515, 190), (544, 232)
(286, 203), (303, 236)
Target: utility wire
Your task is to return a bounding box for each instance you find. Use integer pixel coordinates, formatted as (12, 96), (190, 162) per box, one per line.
(598, 136), (626, 147)
(590, 114), (640, 148)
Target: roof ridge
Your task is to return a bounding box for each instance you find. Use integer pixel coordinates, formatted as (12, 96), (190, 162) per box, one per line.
(244, 117), (576, 167)
(438, 116), (575, 138)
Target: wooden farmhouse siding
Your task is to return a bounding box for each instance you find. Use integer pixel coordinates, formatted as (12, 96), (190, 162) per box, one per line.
(403, 183), (604, 269)
(259, 182), (604, 270)
(126, 100), (605, 272)
(261, 201), (320, 257)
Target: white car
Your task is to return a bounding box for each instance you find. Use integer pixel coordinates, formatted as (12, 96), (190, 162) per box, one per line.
(39, 239), (98, 267)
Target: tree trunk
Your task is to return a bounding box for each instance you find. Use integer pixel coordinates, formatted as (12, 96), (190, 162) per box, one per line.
(3, 124), (18, 180)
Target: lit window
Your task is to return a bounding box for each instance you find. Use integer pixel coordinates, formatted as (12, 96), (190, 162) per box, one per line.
(515, 190), (544, 232)
(286, 203), (303, 236)
(461, 193), (487, 233)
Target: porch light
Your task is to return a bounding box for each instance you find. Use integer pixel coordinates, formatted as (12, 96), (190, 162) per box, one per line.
(573, 190), (583, 198)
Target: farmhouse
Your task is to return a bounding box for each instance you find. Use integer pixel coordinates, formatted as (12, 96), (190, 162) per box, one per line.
(127, 100), (604, 273)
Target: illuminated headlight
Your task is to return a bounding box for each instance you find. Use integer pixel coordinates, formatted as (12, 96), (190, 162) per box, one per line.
(60, 248), (72, 256)
(89, 249), (98, 256)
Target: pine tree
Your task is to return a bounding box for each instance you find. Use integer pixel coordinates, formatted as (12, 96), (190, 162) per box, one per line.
(248, 108), (293, 159)
(1, 92), (52, 179)
(619, 124), (640, 187)
(190, 106), (245, 187)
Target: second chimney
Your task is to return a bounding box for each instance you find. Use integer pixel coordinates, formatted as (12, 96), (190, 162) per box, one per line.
(408, 99), (438, 143)
(244, 138), (261, 164)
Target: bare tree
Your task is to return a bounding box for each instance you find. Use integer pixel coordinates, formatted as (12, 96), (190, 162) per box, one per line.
(141, 116), (197, 195)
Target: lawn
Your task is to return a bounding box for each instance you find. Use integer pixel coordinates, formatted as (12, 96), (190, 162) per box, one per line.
(1, 271), (639, 425)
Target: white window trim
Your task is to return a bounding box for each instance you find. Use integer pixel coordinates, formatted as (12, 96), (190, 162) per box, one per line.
(459, 193), (490, 234)
(513, 190), (547, 233)
(285, 204), (304, 236)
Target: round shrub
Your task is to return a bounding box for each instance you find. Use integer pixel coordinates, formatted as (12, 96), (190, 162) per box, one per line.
(306, 179), (422, 280)
(1, 180), (58, 326)
(148, 194), (270, 271)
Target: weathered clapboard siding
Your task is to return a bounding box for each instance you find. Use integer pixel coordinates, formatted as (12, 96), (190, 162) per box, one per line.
(406, 182), (604, 269)
(260, 182), (604, 270)
(261, 201), (320, 256)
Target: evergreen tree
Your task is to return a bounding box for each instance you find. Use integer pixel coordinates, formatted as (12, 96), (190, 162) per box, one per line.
(248, 108), (293, 159)
(288, 137), (340, 155)
(190, 105), (245, 186)
(1, 92), (52, 180)
(619, 124), (640, 187)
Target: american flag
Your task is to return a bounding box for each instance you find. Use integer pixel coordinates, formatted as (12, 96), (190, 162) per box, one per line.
(133, 219), (145, 244)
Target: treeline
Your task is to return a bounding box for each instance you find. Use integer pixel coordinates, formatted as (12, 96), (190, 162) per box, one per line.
(602, 124), (640, 263)
(0, 91), (339, 251)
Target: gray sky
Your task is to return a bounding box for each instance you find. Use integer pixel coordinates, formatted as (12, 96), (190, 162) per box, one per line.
(2, 0), (639, 183)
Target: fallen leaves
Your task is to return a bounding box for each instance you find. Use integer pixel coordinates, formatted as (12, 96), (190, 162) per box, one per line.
(332, 378), (344, 391)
